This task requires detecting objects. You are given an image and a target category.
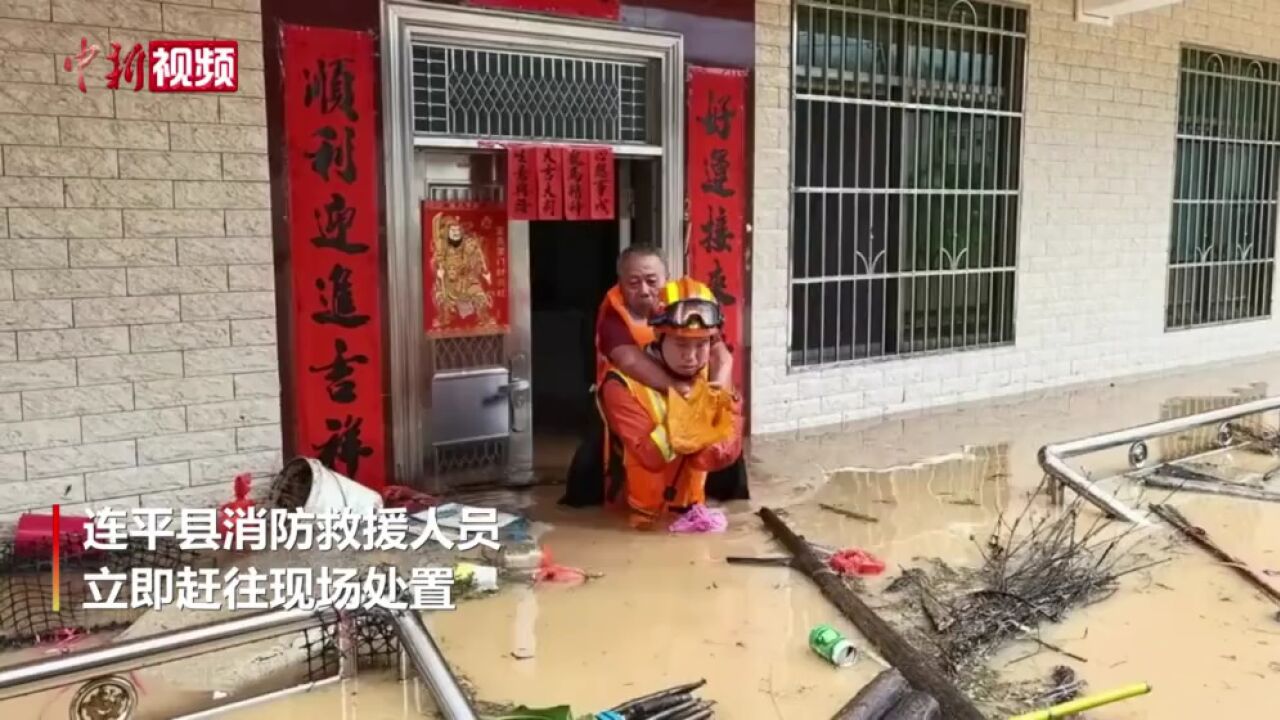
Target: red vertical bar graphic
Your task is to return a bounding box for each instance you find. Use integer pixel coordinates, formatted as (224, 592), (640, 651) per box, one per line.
(51, 504), (61, 612)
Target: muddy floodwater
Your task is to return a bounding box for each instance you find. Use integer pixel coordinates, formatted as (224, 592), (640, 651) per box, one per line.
(5, 357), (1280, 718)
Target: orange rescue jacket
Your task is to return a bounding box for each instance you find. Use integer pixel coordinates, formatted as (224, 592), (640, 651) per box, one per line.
(597, 363), (740, 529)
(594, 285), (656, 386)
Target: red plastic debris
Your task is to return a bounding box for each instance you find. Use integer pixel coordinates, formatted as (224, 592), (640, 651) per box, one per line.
(534, 546), (588, 586)
(828, 549), (886, 577)
(217, 473), (255, 542)
(380, 485), (440, 514)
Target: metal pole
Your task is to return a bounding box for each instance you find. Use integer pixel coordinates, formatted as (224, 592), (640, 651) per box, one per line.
(0, 607), (337, 702)
(1037, 394), (1280, 524)
(387, 608), (479, 720)
(173, 676), (343, 720)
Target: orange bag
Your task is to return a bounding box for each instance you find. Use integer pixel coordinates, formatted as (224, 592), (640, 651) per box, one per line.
(666, 378), (735, 455)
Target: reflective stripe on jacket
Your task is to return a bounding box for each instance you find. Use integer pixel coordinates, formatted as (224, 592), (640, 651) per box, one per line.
(597, 365), (708, 529)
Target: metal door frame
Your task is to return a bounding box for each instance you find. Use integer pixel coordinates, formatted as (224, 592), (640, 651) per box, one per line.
(382, 1), (685, 489)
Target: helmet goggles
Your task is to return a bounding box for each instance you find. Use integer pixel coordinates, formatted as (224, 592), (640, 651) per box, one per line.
(651, 298), (724, 336)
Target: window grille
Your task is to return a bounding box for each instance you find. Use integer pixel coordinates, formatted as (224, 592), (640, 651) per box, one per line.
(1166, 47), (1280, 330)
(412, 44), (651, 145)
(790, 0), (1027, 366)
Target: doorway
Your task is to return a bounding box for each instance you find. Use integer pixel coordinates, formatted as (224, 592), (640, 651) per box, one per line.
(382, 4), (686, 491)
(529, 220), (618, 476)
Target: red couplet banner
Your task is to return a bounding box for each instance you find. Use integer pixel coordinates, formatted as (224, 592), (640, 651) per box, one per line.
(464, 0), (619, 21)
(506, 145), (615, 222)
(284, 25), (387, 490)
(422, 200), (511, 338)
(686, 65), (749, 398)
(534, 146), (564, 220)
(588, 146), (616, 220)
(506, 145), (536, 220)
(563, 146), (591, 220)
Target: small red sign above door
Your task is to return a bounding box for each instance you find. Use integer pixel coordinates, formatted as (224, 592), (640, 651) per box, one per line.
(464, 0), (620, 21)
(588, 147), (616, 220)
(534, 146), (564, 220)
(507, 145), (536, 220)
(505, 145), (615, 222)
(563, 147), (590, 220)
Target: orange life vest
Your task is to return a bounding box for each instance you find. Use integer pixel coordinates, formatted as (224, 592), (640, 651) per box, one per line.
(598, 364), (708, 529)
(594, 285), (656, 386)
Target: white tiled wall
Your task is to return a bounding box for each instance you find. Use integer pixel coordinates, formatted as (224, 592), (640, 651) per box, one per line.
(752, 0), (1280, 434)
(0, 0), (278, 516)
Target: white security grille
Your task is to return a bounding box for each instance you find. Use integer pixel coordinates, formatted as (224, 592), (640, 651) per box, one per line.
(1167, 47), (1280, 330)
(790, 0), (1027, 366)
(412, 44), (650, 144)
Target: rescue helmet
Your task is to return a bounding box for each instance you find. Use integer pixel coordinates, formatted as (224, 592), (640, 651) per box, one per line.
(650, 277), (723, 339)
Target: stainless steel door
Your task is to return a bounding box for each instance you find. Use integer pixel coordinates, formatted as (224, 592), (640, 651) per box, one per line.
(418, 151), (533, 488)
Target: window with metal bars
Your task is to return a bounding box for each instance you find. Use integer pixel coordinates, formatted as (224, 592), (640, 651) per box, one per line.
(790, 0), (1027, 367)
(412, 44), (651, 145)
(1166, 47), (1280, 330)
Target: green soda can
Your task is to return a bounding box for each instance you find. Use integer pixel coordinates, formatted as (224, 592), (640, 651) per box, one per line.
(809, 624), (859, 667)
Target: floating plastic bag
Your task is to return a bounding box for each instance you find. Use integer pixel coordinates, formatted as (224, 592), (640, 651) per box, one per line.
(380, 484), (439, 514)
(668, 504), (728, 534)
(829, 549), (885, 576)
(534, 546), (588, 587)
(666, 378), (735, 455)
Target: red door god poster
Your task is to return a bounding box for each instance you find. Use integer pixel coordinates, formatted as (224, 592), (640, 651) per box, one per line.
(686, 66), (749, 398)
(284, 25), (387, 490)
(423, 200), (510, 337)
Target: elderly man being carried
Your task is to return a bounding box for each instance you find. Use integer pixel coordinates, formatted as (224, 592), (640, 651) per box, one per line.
(595, 244), (733, 395)
(597, 278), (744, 530)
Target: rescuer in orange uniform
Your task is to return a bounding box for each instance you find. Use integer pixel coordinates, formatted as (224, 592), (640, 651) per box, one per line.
(594, 244), (733, 394)
(597, 277), (744, 529)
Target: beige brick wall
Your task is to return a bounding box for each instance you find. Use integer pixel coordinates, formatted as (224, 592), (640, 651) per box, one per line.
(0, 0), (279, 516)
(753, 0), (1280, 434)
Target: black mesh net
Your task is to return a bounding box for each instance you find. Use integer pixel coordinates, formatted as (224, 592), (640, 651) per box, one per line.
(302, 610), (403, 682)
(0, 536), (208, 650)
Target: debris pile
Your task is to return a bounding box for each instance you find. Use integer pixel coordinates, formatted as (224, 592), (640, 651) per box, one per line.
(936, 499), (1145, 675)
(878, 483), (1158, 711)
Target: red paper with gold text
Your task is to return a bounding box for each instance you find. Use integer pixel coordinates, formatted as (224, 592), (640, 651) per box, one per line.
(464, 0), (619, 21)
(588, 147), (615, 220)
(534, 146), (564, 220)
(284, 25), (386, 490)
(507, 145), (536, 220)
(422, 200), (510, 338)
(563, 146), (590, 220)
(686, 66), (748, 398)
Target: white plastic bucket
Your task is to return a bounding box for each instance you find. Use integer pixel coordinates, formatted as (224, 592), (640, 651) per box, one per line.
(301, 458), (384, 514)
